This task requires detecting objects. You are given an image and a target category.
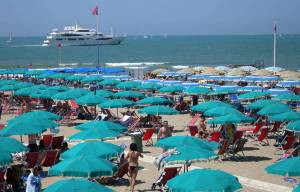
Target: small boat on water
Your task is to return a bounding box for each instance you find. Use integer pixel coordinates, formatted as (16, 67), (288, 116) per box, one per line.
(6, 32), (12, 43)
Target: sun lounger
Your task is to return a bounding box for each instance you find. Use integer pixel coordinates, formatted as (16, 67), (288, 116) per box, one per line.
(128, 117), (141, 132)
(232, 131), (243, 144)
(229, 138), (247, 159)
(257, 128), (269, 145)
(186, 114), (200, 136)
(115, 162), (129, 179)
(151, 166), (181, 190)
(217, 140), (230, 161)
(25, 152), (39, 168)
(143, 128), (155, 146)
(276, 135), (296, 154)
(42, 150), (59, 167)
(209, 131), (221, 142)
(42, 134), (53, 149)
(51, 136), (64, 149)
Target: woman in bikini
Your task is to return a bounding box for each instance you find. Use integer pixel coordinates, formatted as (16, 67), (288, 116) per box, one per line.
(125, 143), (143, 192)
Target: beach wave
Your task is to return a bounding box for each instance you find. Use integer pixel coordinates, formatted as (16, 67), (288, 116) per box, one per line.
(105, 62), (167, 67)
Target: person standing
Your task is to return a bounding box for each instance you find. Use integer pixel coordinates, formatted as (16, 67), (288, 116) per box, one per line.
(26, 166), (42, 192)
(125, 143), (143, 192)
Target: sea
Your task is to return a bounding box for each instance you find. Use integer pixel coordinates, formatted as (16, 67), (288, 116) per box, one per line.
(0, 35), (300, 70)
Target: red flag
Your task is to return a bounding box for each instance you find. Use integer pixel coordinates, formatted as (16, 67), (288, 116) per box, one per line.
(56, 42), (62, 48)
(92, 6), (99, 16)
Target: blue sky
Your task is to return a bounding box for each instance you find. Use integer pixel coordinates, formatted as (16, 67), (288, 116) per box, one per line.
(1, 0), (300, 36)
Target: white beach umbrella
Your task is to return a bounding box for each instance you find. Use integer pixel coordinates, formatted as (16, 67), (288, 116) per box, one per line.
(215, 66), (230, 71)
(239, 66), (257, 72)
(265, 66), (284, 72)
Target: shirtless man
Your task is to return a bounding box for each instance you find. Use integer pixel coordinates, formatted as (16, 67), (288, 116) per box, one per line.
(125, 143), (143, 192)
(157, 121), (172, 140)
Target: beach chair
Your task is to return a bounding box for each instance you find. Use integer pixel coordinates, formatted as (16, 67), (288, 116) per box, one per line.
(188, 126), (198, 136)
(217, 140), (230, 161)
(69, 100), (79, 109)
(128, 117), (141, 132)
(143, 128), (155, 146)
(25, 152), (39, 168)
(229, 138), (247, 159)
(269, 122), (282, 136)
(257, 128), (269, 145)
(232, 131), (243, 144)
(245, 122), (264, 138)
(42, 134), (53, 149)
(151, 166), (181, 190)
(187, 114), (200, 136)
(208, 131), (221, 142)
(115, 162), (129, 179)
(42, 150), (59, 167)
(276, 135), (296, 154)
(51, 136), (64, 149)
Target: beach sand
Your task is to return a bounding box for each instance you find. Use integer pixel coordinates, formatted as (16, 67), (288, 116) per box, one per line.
(1, 109), (294, 192)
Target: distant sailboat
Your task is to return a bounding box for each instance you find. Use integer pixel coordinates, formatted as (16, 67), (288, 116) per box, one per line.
(143, 34), (149, 39)
(6, 32), (12, 43)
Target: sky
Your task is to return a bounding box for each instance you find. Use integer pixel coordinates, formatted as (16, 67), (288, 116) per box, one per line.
(1, 0), (300, 36)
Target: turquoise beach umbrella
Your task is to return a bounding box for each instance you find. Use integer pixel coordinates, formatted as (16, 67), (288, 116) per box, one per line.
(183, 87), (211, 95)
(14, 87), (40, 96)
(204, 106), (242, 117)
(91, 90), (114, 98)
(98, 79), (120, 86)
(238, 91), (269, 100)
(0, 137), (27, 153)
(265, 157), (300, 176)
(48, 85), (70, 92)
(49, 156), (117, 178)
(44, 178), (114, 192)
(65, 75), (85, 81)
(207, 113), (254, 124)
(50, 73), (71, 79)
(138, 105), (179, 115)
(0, 79), (18, 86)
(36, 73), (54, 79)
(138, 83), (163, 91)
(69, 128), (121, 141)
(285, 120), (300, 132)
(273, 93), (300, 102)
(31, 84), (50, 90)
(81, 76), (103, 83)
(155, 136), (218, 151)
(192, 100), (232, 112)
(257, 103), (291, 116)
(0, 149), (12, 166)
(269, 111), (300, 122)
(159, 86), (185, 93)
(25, 70), (43, 76)
(75, 121), (126, 132)
(164, 146), (217, 164)
(99, 99), (134, 108)
(247, 99), (282, 110)
(209, 89), (237, 95)
(113, 91), (145, 99)
(61, 141), (123, 159)
(135, 97), (172, 105)
(52, 89), (89, 100)
(167, 169), (242, 192)
(75, 94), (107, 106)
(116, 81), (141, 90)
(30, 89), (60, 99)
(293, 185), (300, 192)
(9, 111), (61, 123)
(0, 82), (33, 91)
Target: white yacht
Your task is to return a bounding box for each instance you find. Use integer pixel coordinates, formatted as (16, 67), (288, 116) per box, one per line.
(42, 24), (124, 47)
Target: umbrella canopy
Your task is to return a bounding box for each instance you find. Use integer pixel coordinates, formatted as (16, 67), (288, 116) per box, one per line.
(50, 73), (71, 79)
(208, 89), (238, 95)
(48, 85), (70, 92)
(247, 99), (282, 110)
(166, 169), (242, 192)
(30, 89), (60, 99)
(238, 91), (269, 100)
(98, 79), (120, 86)
(239, 66), (257, 72)
(0, 82), (34, 91)
(265, 157), (300, 176)
(159, 86), (185, 93)
(0, 137), (27, 153)
(36, 73), (54, 79)
(138, 105), (179, 115)
(138, 83), (163, 91)
(155, 136), (218, 151)
(135, 97), (172, 105)
(65, 75), (85, 81)
(44, 178), (113, 192)
(204, 106), (242, 117)
(85, 90), (114, 98)
(151, 68), (169, 75)
(99, 99), (134, 108)
(61, 141), (123, 159)
(273, 93), (300, 102)
(75, 120), (126, 132)
(265, 66), (284, 72)
(293, 185), (300, 192)
(207, 113), (254, 124)
(192, 101), (232, 112)
(164, 146), (217, 164)
(69, 128), (121, 141)
(285, 120), (300, 132)
(81, 76), (103, 83)
(49, 156), (117, 178)
(0, 149), (12, 166)
(116, 81), (141, 90)
(75, 95), (107, 106)
(252, 69), (274, 76)
(269, 111), (300, 122)
(14, 87), (40, 96)
(215, 66), (230, 71)
(31, 84), (50, 90)
(9, 111), (61, 122)
(183, 87), (211, 95)
(257, 103), (291, 116)
(113, 91), (145, 99)
(52, 89), (90, 100)
(0, 79), (18, 86)
(227, 68), (246, 76)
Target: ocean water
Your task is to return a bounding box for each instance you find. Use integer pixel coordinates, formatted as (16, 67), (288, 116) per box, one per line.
(0, 35), (299, 70)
